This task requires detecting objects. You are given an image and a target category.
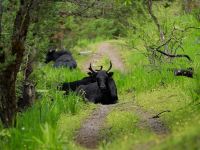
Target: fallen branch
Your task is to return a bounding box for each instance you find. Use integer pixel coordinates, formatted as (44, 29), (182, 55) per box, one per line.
(176, 26), (200, 32)
(151, 110), (171, 119)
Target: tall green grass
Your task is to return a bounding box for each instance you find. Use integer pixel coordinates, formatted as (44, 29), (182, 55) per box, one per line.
(99, 110), (139, 150)
(0, 65), (95, 149)
(93, 3), (200, 149)
(0, 2), (200, 149)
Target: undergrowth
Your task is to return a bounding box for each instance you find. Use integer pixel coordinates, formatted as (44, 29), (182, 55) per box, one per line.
(0, 66), (95, 149)
(0, 1), (200, 149)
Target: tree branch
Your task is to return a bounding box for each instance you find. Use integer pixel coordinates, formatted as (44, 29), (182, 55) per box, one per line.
(10, 0), (34, 73)
(61, 1), (96, 16)
(0, 0), (3, 40)
(152, 110), (171, 118)
(155, 48), (192, 61)
(0, 0), (3, 63)
(58, 0), (109, 18)
(147, 0), (165, 43)
(149, 25), (200, 62)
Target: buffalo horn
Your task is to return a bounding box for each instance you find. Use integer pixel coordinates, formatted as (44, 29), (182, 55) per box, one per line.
(96, 66), (103, 71)
(106, 61), (112, 72)
(88, 63), (96, 73)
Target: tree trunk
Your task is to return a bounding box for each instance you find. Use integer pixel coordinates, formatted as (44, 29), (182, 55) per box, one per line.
(0, 0), (34, 127)
(0, 46), (26, 127)
(17, 48), (36, 110)
(0, 74), (17, 127)
(0, 0), (3, 62)
(0, 0), (3, 40)
(147, 0), (168, 53)
(183, 0), (193, 13)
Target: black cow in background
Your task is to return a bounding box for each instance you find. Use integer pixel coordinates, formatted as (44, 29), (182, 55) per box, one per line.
(76, 62), (118, 104)
(174, 67), (193, 78)
(45, 48), (77, 69)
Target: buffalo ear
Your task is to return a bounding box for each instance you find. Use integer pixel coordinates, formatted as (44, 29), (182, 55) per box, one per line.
(87, 72), (96, 76)
(108, 72), (113, 77)
(87, 72), (92, 76)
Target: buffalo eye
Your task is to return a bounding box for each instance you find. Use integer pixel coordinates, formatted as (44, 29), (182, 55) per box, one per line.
(87, 72), (97, 77)
(108, 72), (113, 77)
(87, 72), (92, 76)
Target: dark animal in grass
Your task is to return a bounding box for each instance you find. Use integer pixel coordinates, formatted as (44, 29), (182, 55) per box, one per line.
(54, 54), (77, 69)
(60, 66), (103, 93)
(76, 62), (118, 105)
(60, 74), (96, 94)
(174, 67), (193, 78)
(17, 81), (36, 111)
(45, 48), (77, 69)
(45, 48), (72, 63)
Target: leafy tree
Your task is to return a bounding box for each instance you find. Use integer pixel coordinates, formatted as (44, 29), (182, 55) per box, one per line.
(0, 0), (140, 127)
(0, 0), (41, 127)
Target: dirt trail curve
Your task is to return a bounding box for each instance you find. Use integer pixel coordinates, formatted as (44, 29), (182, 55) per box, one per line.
(75, 42), (169, 149)
(75, 105), (114, 149)
(135, 106), (169, 135)
(116, 102), (169, 135)
(134, 107), (169, 150)
(82, 42), (125, 72)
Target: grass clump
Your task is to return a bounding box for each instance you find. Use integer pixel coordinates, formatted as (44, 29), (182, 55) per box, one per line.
(99, 110), (138, 150)
(0, 65), (96, 149)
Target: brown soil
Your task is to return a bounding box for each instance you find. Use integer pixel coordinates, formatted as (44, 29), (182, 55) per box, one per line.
(76, 42), (124, 149)
(115, 102), (169, 150)
(115, 102), (169, 135)
(75, 42), (169, 149)
(135, 107), (169, 135)
(82, 42), (125, 72)
(75, 105), (114, 149)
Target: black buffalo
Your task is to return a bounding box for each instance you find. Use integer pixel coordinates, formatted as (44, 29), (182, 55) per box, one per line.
(45, 49), (77, 69)
(174, 67), (193, 78)
(60, 74), (96, 94)
(60, 65), (103, 93)
(76, 62), (118, 104)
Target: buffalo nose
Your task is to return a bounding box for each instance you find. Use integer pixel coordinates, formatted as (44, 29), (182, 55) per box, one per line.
(100, 86), (106, 91)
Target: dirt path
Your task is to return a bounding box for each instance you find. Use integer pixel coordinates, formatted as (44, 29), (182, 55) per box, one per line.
(115, 102), (169, 150)
(76, 42), (124, 149)
(75, 42), (169, 149)
(116, 102), (169, 135)
(134, 106), (169, 150)
(75, 105), (114, 149)
(75, 102), (169, 149)
(82, 42), (125, 72)
(135, 106), (169, 135)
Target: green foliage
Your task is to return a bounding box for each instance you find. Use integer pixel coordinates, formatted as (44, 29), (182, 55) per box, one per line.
(27, 0), (133, 52)
(63, 17), (120, 48)
(100, 110), (138, 150)
(192, 8), (200, 21)
(188, 64), (200, 103)
(78, 18), (119, 39)
(125, 0), (199, 65)
(103, 111), (137, 139)
(1, 0), (19, 47)
(1, 0), (200, 149)
(0, 66), (94, 149)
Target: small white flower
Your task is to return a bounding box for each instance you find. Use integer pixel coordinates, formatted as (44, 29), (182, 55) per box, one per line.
(21, 127), (25, 131)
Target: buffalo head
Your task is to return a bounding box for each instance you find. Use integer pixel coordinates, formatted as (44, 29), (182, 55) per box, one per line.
(45, 49), (56, 63)
(88, 61), (113, 92)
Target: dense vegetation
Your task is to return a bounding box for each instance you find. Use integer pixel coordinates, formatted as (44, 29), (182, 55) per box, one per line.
(0, 0), (200, 149)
